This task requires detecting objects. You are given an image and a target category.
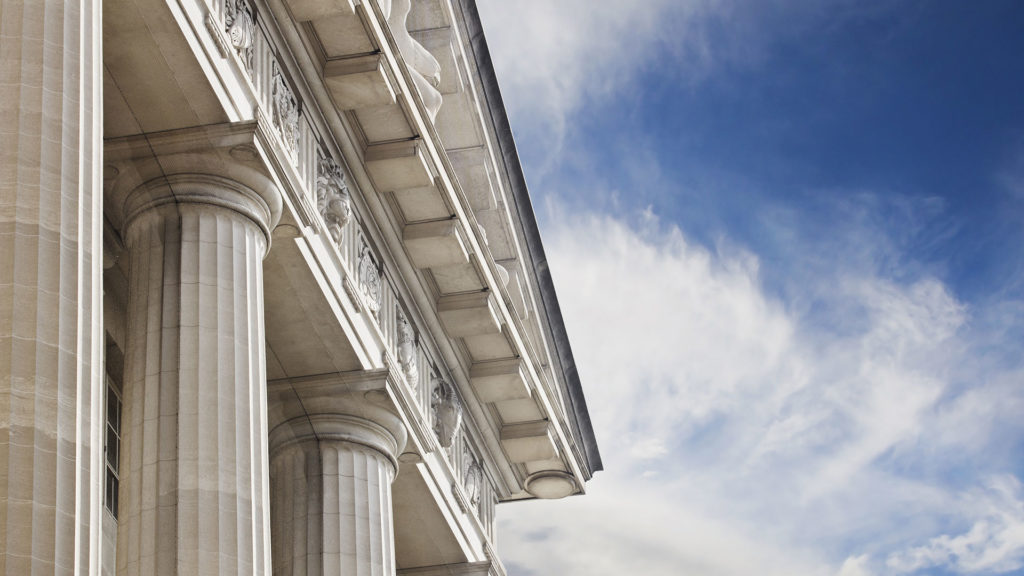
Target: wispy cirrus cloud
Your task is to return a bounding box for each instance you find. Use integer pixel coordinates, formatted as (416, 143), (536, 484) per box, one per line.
(476, 0), (729, 155)
(474, 1), (1024, 575)
(837, 555), (874, 576)
(494, 197), (1024, 576)
(885, 476), (1024, 575)
(475, 0), (907, 161)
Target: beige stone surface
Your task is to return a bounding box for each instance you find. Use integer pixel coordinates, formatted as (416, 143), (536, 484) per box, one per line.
(403, 220), (470, 269)
(272, 439), (398, 576)
(355, 104), (417, 143)
(434, 92), (483, 150)
(365, 141), (435, 192)
(102, 0), (228, 138)
(447, 148), (497, 212)
(410, 27), (463, 96)
(326, 55), (399, 110)
(493, 398), (544, 425)
(397, 561), (492, 576)
(314, 12), (375, 57)
(269, 371), (407, 576)
(500, 421), (559, 464)
(394, 185), (451, 222)
(431, 263), (487, 295)
(0, 0), (105, 572)
(286, 0), (358, 22)
(469, 360), (530, 403)
(436, 292), (501, 338)
(116, 177), (274, 575)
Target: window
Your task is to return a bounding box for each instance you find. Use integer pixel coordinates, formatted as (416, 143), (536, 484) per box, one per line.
(104, 379), (122, 519)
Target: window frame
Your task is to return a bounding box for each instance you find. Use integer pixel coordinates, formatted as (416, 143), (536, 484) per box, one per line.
(104, 376), (122, 520)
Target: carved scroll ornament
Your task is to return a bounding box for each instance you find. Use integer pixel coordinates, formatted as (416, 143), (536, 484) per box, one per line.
(317, 156), (352, 244)
(224, 0), (255, 72)
(271, 62), (300, 156)
(431, 376), (462, 449)
(396, 309), (418, 387)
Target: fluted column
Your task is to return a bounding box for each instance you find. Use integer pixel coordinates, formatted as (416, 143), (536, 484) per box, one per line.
(269, 371), (407, 576)
(117, 175), (276, 575)
(0, 0), (104, 573)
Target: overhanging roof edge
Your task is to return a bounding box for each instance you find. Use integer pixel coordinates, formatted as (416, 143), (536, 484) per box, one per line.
(457, 0), (603, 476)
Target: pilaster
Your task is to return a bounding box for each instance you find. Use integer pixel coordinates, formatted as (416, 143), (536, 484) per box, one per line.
(0, 0), (104, 573)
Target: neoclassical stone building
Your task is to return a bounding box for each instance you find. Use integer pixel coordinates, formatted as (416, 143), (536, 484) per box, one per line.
(0, 0), (602, 573)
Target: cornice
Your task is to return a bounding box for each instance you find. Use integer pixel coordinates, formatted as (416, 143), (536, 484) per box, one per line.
(456, 0), (604, 477)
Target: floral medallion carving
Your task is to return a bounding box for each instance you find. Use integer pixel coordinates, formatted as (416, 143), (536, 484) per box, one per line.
(431, 376), (462, 449)
(316, 156), (351, 244)
(396, 308), (418, 387)
(357, 242), (382, 316)
(271, 61), (300, 158)
(224, 0), (255, 72)
(463, 447), (482, 507)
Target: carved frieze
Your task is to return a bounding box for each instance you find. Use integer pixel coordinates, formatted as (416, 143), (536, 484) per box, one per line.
(358, 242), (382, 316)
(224, 0), (255, 72)
(396, 308), (418, 388)
(271, 61), (300, 157)
(431, 376), (462, 449)
(316, 156), (351, 244)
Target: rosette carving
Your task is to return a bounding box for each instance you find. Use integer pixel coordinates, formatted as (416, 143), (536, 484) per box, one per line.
(463, 447), (482, 507)
(358, 242), (382, 316)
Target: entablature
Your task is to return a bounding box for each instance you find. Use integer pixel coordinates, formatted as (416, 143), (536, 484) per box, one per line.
(103, 0), (600, 562)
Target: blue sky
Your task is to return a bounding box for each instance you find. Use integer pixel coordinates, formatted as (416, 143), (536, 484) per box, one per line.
(475, 1), (1024, 575)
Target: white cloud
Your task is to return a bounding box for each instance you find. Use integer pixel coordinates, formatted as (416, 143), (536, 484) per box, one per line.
(887, 476), (1024, 574)
(536, 207), (795, 462)
(836, 555), (874, 576)
(475, 0), (728, 151)
(500, 474), (834, 576)
(472, 2), (1024, 574)
(495, 204), (1024, 576)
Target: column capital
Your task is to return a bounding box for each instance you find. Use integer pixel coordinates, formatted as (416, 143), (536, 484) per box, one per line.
(105, 121), (284, 242)
(123, 173), (275, 250)
(268, 368), (409, 470)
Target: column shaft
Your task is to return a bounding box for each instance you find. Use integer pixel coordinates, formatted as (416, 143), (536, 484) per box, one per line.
(118, 189), (272, 575)
(272, 438), (396, 576)
(0, 0), (104, 573)
(268, 373), (407, 576)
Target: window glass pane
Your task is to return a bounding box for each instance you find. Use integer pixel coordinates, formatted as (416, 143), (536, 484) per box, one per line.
(107, 391), (117, 428)
(106, 427), (115, 467)
(105, 468), (117, 518)
(107, 428), (119, 468)
(104, 380), (122, 520)
(111, 475), (119, 519)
